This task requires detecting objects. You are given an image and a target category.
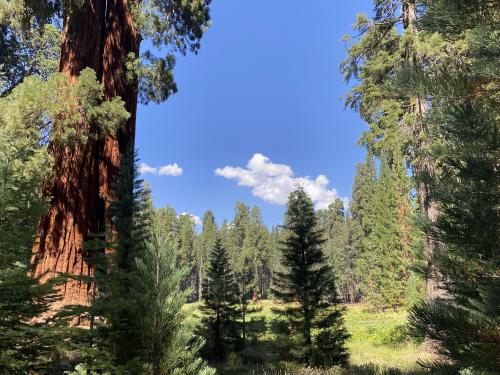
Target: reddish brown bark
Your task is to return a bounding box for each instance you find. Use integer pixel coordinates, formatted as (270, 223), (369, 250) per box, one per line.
(31, 0), (106, 313)
(99, 0), (140, 227)
(31, 0), (140, 314)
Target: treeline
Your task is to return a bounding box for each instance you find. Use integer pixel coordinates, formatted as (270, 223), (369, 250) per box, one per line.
(155, 202), (278, 303)
(160, 190), (418, 310)
(342, 0), (499, 372)
(198, 188), (349, 367)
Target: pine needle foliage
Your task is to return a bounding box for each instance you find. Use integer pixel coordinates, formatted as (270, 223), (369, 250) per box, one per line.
(201, 237), (241, 361)
(404, 1), (500, 372)
(135, 214), (214, 375)
(272, 188), (349, 367)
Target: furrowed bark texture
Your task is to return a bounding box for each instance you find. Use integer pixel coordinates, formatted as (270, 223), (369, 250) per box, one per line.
(100, 0), (140, 230)
(31, 0), (140, 315)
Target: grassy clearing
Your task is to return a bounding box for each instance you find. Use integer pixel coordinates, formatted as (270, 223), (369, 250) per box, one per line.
(343, 304), (432, 373)
(192, 300), (431, 374)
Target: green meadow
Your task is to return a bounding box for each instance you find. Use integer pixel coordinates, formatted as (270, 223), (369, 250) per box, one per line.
(190, 300), (432, 375)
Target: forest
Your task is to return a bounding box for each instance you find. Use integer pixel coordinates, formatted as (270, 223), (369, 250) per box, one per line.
(0, 0), (498, 374)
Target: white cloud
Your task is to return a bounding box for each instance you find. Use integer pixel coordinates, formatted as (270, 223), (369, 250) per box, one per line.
(215, 153), (347, 210)
(180, 212), (202, 226)
(139, 162), (183, 176)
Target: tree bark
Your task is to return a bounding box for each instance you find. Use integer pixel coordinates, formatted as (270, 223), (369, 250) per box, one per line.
(99, 0), (140, 233)
(30, 0), (107, 313)
(30, 0), (141, 315)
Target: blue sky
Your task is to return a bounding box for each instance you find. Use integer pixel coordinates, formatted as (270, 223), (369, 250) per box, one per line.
(136, 0), (373, 228)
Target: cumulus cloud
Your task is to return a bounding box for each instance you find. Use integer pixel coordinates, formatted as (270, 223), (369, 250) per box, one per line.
(139, 162), (183, 176)
(180, 212), (202, 226)
(215, 153), (347, 210)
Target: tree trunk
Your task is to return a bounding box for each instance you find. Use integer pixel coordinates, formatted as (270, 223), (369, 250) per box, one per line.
(30, 0), (107, 314)
(99, 0), (140, 231)
(30, 0), (141, 316)
(402, 0), (443, 300)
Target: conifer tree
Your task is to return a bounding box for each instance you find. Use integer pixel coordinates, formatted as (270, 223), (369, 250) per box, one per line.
(177, 214), (198, 301)
(201, 238), (241, 361)
(241, 206), (269, 299)
(318, 199), (360, 303)
(272, 188), (349, 366)
(135, 212), (214, 375)
(88, 151), (151, 373)
(30, 0), (212, 309)
(342, 0), (429, 301)
(349, 154), (377, 267)
(358, 155), (409, 309)
(0, 268), (63, 373)
(405, 1), (500, 371)
(197, 210), (217, 300)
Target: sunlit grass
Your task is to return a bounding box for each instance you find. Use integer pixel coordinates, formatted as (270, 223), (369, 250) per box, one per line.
(343, 304), (432, 372)
(188, 300), (432, 374)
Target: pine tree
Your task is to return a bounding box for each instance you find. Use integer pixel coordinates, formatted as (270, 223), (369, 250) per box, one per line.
(272, 188), (349, 366)
(357, 154), (410, 309)
(241, 206), (269, 300)
(0, 64), (80, 373)
(342, 0), (428, 300)
(318, 199), (360, 303)
(177, 214), (198, 301)
(350, 154), (377, 268)
(201, 238), (241, 361)
(197, 210), (217, 300)
(0, 267), (63, 373)
(405, 1), (500, 371)
(88, 151), (151, 373)
(134, 212), (214, 375)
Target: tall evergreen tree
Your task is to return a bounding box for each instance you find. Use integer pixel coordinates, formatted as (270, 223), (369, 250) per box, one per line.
(89, 151), (151, 373)
(318, 199), (360, 303)
(357, 154), (409, 309)
(154, 205), (178, 242)
(349, 155), (377, 280)
(30, 0), (211, 310)
(134, 213), (214, 375)
(177, 214), (198, 301)
(241, 206), (269, 300)
(197, 210), (217, 300)
(272, 188), (349, 366)
(201, 238), (241, 362)
(342, 0), (430, 299)
(405, 1), (500, 371)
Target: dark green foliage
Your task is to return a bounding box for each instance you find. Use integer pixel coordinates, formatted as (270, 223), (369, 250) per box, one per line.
(89, 151), (152, 373)
(224, 202), (276, 303)
(0, 267), (63, 373)
(201, 238), (241, 361)
(342, 1), (420, 310)
(357, 154), (410, 310)
(312, 309), (351, 368)
(134, 215), (214, 375)
(318, 199), (360, 303)
(272, 188), (349, 366)
(405, 1), (500, 372)
(177, 214), (198, 301)
(0, 0), (60, 95)
(197, 210), (217, 300)
(136, 0), (212, 104)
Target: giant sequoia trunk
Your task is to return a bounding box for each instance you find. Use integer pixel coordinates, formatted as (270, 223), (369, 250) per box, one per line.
(99, 0), (140, 227)
(31, 0), (140, 313)
(402, 0), (441, 299)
